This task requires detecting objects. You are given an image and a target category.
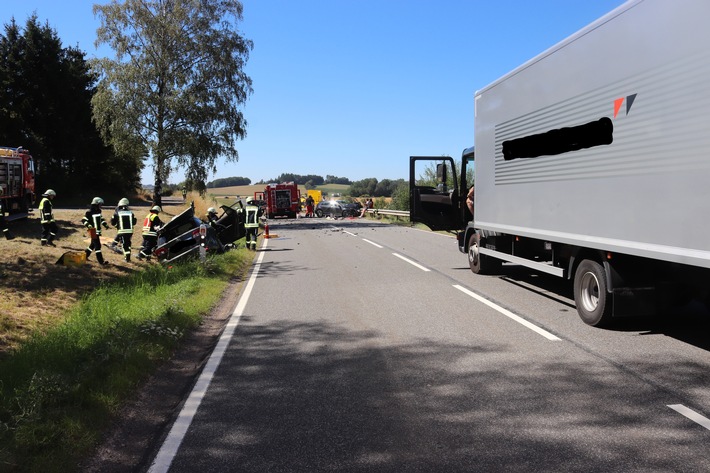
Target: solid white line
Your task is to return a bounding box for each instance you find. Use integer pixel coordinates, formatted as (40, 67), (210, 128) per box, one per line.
(148, 240), (269, 473)
(667, 404), (710, 430)
(453, 284), (561, 341)
(362, 238), (383, 248)
(392, 252), (430, 272)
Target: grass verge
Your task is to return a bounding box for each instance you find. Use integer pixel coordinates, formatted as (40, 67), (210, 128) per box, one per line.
(0, 249), (253, 473)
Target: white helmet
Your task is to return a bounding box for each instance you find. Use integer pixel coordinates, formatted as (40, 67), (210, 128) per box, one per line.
(44, 189), (56, 197)
(118, 198), (130, 207)
(151, 205), (162, 213)
(207, 207), (217, 215)
(91, 197), (104, 206)
(246, 197), (254, 204)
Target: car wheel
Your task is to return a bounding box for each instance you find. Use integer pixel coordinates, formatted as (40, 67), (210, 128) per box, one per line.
(315, 209), (323, 218)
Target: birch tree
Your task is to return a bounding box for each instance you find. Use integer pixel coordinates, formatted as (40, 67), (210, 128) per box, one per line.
(92, 0), (253, 204)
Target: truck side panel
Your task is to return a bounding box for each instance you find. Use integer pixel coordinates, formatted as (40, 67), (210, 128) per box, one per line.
(474, 0), (710, 269)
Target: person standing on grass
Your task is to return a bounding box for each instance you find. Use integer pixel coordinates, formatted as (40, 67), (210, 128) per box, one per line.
(138, 205), (163, 260)
(82, 197), (110, 265)
(39, 189), (58, 246)
(111, 198), (137, 262)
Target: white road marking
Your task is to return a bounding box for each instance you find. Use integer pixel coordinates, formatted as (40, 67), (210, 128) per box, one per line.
(148, 239), (269, 473)
(667, 404), (710, 430)
(392, 252), (430, 272)
(343, 231), (357, 236)
(362, 238), (383, 248)
(453, 284), (561, 341)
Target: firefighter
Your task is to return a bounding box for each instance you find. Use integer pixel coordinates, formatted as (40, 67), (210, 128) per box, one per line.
(244, 197), (262, 251)
(181, 187), (187, 201)
(110, 198), (137, 262)
(137, 205), (163, 260)
(0, 187), (12, 239)
(82, 197), (110, 265)
(39, 189), (58, 246)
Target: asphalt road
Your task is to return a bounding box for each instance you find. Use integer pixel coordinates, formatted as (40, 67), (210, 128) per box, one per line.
(146, 217), (710, 472)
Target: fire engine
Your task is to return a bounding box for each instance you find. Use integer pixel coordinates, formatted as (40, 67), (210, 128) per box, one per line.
(255, 182), (301, 219)
(0, 146), (36, 219)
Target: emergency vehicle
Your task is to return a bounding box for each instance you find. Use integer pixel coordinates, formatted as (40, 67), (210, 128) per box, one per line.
(255, 182), (301, 219)
(0, 146), (36, 218)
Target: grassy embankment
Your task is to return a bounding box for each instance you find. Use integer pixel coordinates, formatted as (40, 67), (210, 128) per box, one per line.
(0, 192), (255, 473)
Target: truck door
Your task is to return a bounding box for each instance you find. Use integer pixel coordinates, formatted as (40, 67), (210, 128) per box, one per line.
(409, 156), (461, 231)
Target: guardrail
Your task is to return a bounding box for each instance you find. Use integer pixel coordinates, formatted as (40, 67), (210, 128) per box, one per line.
(366, 209), (410, 219)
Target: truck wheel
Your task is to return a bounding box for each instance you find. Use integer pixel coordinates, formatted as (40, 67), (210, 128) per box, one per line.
(468, 233), (500, 274)
(315, 209), (323, 218)
(574, 259), (613, 326)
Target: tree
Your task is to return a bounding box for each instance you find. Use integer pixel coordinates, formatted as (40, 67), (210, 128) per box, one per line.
(0, 16), (137, 195)
(92, 0), (253, 205)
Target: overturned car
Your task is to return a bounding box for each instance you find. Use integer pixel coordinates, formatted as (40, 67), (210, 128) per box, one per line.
(153, 202), (246, 263)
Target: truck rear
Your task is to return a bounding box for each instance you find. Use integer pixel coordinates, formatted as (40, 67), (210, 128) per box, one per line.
(410, 0), (710, 326)
(259, 182), (301, 219)
(0, 146), (36, 218)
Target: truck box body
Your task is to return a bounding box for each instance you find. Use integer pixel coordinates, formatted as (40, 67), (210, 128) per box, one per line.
(474, 0), (710, 269)
(409, 0), (710, 325)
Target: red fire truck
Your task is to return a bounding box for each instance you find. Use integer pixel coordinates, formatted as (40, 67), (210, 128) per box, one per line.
(255, 182), (301, 219)
(0, 146), (36, 219)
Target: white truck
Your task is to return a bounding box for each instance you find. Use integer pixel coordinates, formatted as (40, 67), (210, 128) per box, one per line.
(410, 0), (710, 326)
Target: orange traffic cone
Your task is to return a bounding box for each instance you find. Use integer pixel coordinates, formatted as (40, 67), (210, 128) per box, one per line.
(264, 223), (270, 238)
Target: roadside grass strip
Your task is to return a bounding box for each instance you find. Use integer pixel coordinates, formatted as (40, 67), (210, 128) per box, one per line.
(453, 284), (561, 341)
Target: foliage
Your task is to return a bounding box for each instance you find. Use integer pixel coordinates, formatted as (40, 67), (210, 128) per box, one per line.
(207, 176), (252, 188)
(91, 0), (253, 205)
(415, 158), (474, 190)
(325, 175), (351, 185)
(349, 177), (406, 198)
(263, 173), (325, 186)
(0, 16), (140, 196)
(388, 182), (410, 211)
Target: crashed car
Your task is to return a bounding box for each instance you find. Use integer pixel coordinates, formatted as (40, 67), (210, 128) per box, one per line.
(315, 199), (362, 218)
(153, 202), (246, 263)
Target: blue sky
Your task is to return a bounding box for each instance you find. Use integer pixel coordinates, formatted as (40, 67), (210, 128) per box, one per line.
(2, 1), (625, 185)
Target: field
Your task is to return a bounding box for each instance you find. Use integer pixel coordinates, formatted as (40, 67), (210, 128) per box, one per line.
(0, 193), (210, 357)
(206, 183), (352, 206)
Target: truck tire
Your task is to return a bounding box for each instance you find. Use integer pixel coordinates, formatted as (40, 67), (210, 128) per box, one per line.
(468, 233), (500, 274)
(573, 259), (613, 327)
(315, 209), (323, 218)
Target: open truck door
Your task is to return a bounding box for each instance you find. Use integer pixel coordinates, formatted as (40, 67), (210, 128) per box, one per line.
(409, 155), (463, 232)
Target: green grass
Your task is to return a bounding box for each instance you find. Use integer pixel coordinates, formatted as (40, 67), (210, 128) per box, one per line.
(0, 250), (253, 473)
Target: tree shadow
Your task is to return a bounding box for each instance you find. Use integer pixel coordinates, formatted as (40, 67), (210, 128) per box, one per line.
(164, 318), (710, 472)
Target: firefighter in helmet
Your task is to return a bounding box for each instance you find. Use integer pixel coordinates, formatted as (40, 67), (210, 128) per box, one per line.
(82, 197), (110, 265)
(138, 205), (163, 260)
(244, 197), (262, 251)
(111, 198), (137, 262)
(0, 186), (11, 239)
(39, 189), (58, 246)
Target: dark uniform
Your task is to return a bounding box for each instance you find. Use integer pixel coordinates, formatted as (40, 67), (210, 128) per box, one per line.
(82, 198), (110, 265)
(138, 206), (163, 260)
(39, 189), (58, 246)
(111, 200), (137, 262)
(244, 198), (263, 251)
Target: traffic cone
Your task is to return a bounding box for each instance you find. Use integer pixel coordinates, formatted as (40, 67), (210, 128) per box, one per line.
(264, 223), (270, 238)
